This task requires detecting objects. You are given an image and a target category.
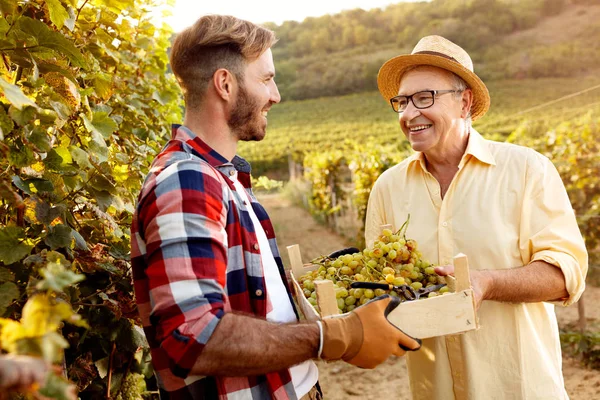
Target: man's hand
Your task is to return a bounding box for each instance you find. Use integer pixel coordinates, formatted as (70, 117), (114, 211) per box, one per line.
(320, 295), (421, 369)
(435, 265), (491, 310)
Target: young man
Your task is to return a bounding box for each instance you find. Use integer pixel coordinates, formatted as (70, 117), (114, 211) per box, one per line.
(131, 15), (420, 400)
(367, 35), (588, 399)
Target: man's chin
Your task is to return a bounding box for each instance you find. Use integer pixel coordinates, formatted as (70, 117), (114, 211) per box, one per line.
(240, 130), (266, 142)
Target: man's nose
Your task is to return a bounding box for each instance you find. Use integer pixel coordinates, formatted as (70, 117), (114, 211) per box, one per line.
(270, 80), (281, 104)
(400, 100), (420, 123)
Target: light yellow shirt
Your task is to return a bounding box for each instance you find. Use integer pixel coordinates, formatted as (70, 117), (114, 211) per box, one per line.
(365, 129), (588, 400)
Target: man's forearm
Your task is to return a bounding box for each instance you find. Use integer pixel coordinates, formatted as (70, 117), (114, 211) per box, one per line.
(481, 260), (569, 303)
(190, 313), (320, 376)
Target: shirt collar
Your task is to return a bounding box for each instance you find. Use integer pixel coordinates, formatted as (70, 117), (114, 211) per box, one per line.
(171, 124), (252, 174)
(463, 128), (496, 166)
(407, 128), (496, 169)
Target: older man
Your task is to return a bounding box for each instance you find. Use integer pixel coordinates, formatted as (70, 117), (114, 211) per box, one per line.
(131, 15), (420, 400)
(365, 35), (588, 399)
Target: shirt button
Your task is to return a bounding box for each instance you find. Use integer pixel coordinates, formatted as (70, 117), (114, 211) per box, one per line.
(442, 221), (448, 227)
(255, 289), (263, 296)
(229, 170), (235, 176)
(253, 243), (259, 250)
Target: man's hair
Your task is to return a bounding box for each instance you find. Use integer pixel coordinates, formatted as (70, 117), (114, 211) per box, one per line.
(170, 15), (277, 108)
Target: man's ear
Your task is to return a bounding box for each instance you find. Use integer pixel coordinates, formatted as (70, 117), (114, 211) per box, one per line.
(461, 89), (474, 118)
(213, 68), (236, 101)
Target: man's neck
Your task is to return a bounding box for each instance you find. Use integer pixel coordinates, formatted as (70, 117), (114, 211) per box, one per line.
(423, 126), (470, 171)
(423, 126), (470, 198)
(183, 111), (238, 161)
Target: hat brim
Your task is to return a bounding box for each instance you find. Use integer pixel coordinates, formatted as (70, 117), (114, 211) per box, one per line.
(377, 54), (490, 121)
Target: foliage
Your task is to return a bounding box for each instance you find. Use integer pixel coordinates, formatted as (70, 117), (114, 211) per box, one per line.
(239, 75), (600, 176)
(561, 321), (600, 370)
(508, 111), (600, 265)
(303, 150), (346, 220)
(251, 175), (284, 193)
(294, 104), (600, 260)
(0, 0), (182, 398)
(266, 0), (600, 100)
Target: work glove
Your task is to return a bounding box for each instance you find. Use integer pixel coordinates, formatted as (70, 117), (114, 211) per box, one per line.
(320, 294), (421, 369)
(328, 247), (361, 258)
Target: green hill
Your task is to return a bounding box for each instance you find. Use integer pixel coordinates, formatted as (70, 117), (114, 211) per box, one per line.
(265, 0), (600, 101)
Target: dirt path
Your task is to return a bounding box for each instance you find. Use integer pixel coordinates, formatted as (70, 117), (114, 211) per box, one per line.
(258, 192), (600, 400)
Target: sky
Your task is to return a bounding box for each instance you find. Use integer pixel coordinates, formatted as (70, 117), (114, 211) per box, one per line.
(159, 0), (411, 31)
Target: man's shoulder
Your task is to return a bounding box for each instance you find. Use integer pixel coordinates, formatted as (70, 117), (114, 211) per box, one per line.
(372, 156), (415, 189)
(153, 141), (222, 178)
(486, 139), (550, 170)
(139, 143), (226, 199)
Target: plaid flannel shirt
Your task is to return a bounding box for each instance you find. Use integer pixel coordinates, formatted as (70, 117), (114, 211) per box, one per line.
(131, 124), (299, 399)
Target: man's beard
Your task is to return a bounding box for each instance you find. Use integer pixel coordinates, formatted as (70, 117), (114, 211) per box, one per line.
(228, 83), (266, 142)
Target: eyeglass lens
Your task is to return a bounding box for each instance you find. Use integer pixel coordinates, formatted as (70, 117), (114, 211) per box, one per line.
(392, 91), (435, 112)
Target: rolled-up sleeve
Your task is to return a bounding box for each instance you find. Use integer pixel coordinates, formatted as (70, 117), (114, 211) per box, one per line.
(138, 160), (229, 378)
(519, 154), (588, 306)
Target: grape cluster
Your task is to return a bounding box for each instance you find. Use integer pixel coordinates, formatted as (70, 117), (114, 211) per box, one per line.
(116, 373), (145, 400)
(298, 222), (449, 315)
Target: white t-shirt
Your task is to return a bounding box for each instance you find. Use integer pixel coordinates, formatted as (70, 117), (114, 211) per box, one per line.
(231, 175), (318, 398)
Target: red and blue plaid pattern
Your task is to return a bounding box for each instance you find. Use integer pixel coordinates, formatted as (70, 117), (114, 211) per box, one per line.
(131, 124), (298, 399)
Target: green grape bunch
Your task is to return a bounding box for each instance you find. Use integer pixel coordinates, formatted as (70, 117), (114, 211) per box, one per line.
(298, 216), (450, 314)
(115, 373), (146, 400)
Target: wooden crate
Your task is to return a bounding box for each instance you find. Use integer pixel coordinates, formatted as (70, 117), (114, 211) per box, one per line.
(287, 244), (479, 339)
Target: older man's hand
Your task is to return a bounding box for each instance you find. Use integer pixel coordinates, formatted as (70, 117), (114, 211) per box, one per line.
(434, 265), (491, 310)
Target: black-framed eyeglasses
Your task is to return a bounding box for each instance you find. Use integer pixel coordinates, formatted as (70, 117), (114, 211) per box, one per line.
(389, 90), (461, 113)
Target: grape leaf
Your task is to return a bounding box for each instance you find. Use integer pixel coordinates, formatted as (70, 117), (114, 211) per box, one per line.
(39, 372), (78, 400)
(0, 266), (15, 282)
(46, 0), (70, 30)
(88, 131), (109, 163)
(0, 226), (34, 265)
(64, 6), (76, 32)
(12, 176), (55, 195)
(0, 282), (19, 315)
(0, 78), (39, 110)
(71, 228), (89, 251)
(69, 146), (93, 169)
(37, 252), (84, 292)
(35, 201), (66, 225)
(0, 0), (16, 16)
(0, 105), (13, 140)
(82, 112), (118, 139)
(8, 144), (35, 168)
(17, 17), (86, 68)
(44, 224), (73, 250)
(0, 180), (23, 206)
(8, 105), (37, 126)
(28, 129), (52, 152)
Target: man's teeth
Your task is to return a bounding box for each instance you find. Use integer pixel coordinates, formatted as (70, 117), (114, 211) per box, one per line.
(409, 124), (431, 132)
(261, 111), (268, 117)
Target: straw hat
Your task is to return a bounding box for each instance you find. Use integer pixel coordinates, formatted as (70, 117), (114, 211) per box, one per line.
(377, 35), (490, 121)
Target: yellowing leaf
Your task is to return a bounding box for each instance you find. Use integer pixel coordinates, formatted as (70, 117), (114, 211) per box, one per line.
(54, 146), (73, 164)
(0, 78), (39, 110)
(46, 0), (69, 29)
(37, 250), (85, 290)
(0, 318), (26, 352)
(113, 164), (128, 183)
